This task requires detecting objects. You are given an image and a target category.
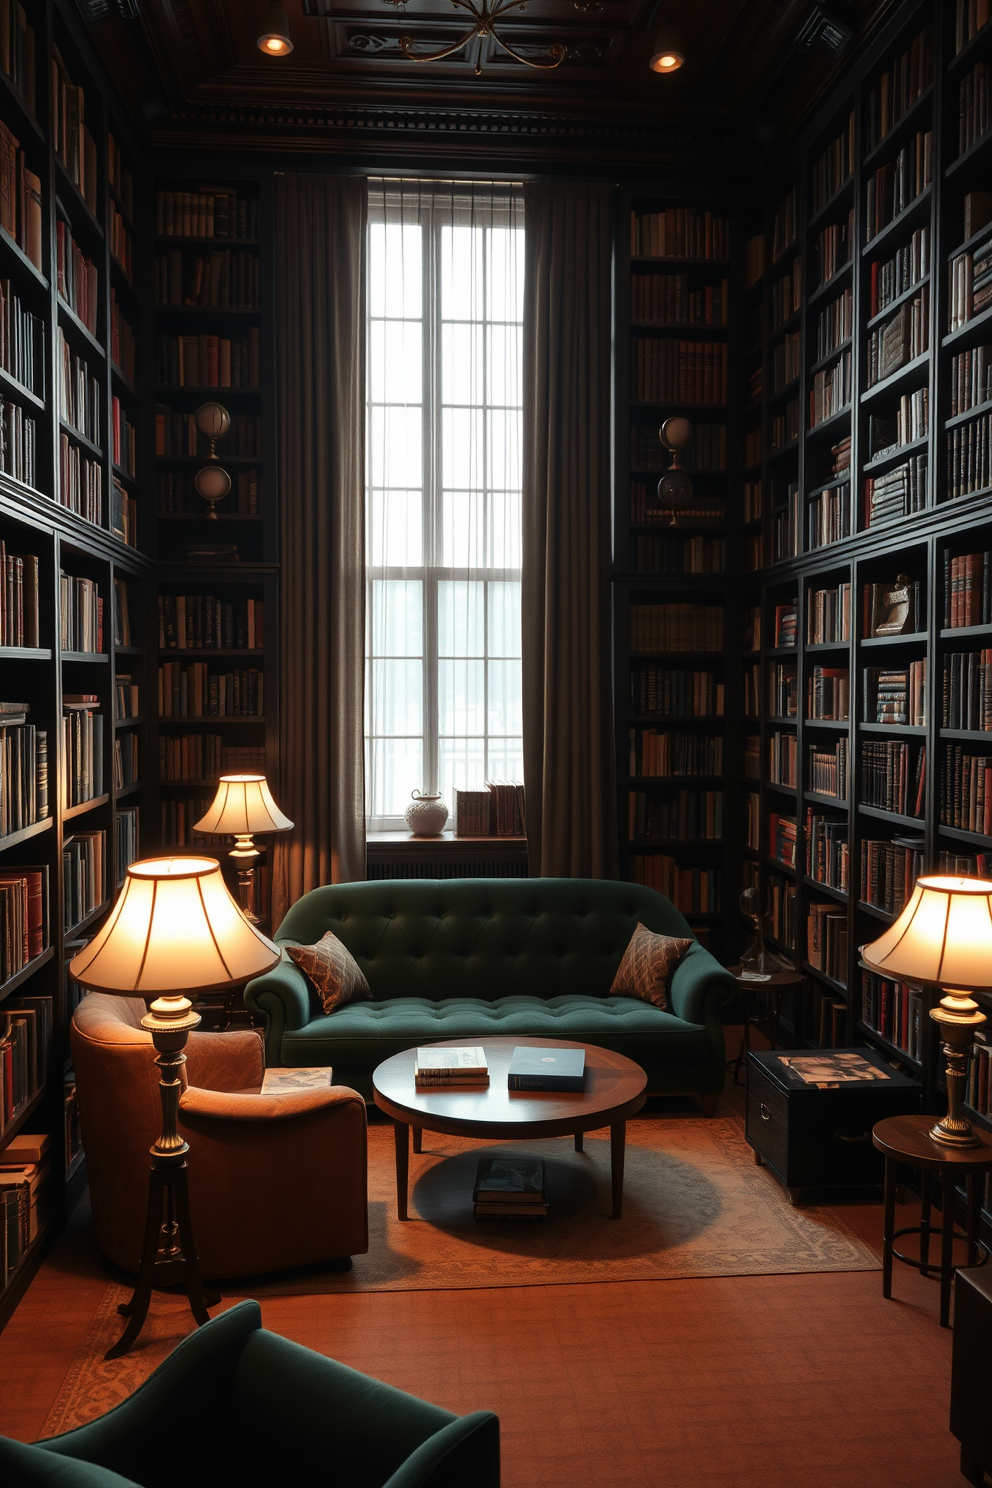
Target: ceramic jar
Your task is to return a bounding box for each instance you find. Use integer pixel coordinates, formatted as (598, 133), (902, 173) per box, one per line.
(404, 790), (449, 836)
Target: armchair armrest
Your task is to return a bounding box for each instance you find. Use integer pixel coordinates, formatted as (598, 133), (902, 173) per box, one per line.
(243, 951), (313, 1065)
(179, 1084), (363, 1123)
(668, 942), (737, 1029)
(383, 1413), (500, 1488)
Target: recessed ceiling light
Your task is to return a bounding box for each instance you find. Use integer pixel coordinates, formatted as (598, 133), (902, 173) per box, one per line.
(649, 20), (684, 74)
(258, 4), (293, 56)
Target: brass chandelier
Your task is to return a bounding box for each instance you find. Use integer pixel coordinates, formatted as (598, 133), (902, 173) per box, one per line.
(399, 0), (566, 75)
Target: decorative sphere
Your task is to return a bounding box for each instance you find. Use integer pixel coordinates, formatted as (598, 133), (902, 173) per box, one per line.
(194, 464), (232, 500)
(655, 466), (693, 515)
(194, 402), (231, 441)
(660, 416), (693, 451)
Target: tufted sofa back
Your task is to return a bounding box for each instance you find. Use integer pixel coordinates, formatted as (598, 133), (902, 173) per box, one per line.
(274, 878), (696, 1004)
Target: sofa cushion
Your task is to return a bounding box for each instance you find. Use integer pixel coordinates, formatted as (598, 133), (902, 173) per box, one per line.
(280, 994), (711, 1070)
(610, 922), (692, 1010)
(287, 931), (372, 1014)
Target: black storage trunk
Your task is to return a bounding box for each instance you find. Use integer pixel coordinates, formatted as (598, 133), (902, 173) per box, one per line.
(745, 1047), (922, 1195)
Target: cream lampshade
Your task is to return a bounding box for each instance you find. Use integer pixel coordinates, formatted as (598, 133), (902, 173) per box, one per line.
(194, 775), (294, 924)
(862, 875), (992, 1147)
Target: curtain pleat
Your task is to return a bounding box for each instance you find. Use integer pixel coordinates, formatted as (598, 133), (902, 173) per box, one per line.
(273, 174), (368, 925)
(522, 181), (619, 880)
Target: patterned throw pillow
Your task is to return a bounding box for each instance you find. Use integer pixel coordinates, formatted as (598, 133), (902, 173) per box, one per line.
(609, 922), (693, 1011)
(287, 931), (372, 1014)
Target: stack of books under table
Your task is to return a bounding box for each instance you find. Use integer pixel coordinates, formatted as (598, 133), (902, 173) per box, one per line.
(473, 1157), (548, 1220)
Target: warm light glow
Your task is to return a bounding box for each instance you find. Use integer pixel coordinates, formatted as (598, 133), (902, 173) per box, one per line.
(651, 50), (683, 72)
(862, 875), (992, 989)
(260, 34), (291, 54)
(194, 776), (294, 837)
(68, 857), (280, 996)
(257, 5), (293, 55)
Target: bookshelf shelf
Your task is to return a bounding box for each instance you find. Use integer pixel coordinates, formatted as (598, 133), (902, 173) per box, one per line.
(62, 794), (111, 821)
(67, 899), (111, 938)
(855, 1022), (922, 1073)
(0, 646), (53, 660)
(862, 188), (932, 259)
(945, 127), (992, 177)
(0, 948), (56, 1006)
(938, 824), (992, 848)
(863, 434), (929, 473)
(860, 351), (930, 404)
(60, 651), (108, 664)
(802, 877), (848, 904)
(0, 226), (48, 288)
(860, 632), (928, 647)
(0, 367), (45, 412)
(0, 818), (54, 852)
(860, 721), (927, 736)
(859, 803), (925, 829)
(941, 303), (992, 349)
(858, 901), (895, 923)
(866, 277), (931, 330)
(945, 399), (992, 431)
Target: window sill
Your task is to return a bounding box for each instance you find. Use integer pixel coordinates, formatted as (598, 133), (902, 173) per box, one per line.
(366, 830), (527, 855)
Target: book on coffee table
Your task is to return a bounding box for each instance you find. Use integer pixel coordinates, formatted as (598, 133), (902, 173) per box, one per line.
(414, 1046), (490, 1087)
(507, 1046), (585, 1092)
(473, 1157), (548, 1219)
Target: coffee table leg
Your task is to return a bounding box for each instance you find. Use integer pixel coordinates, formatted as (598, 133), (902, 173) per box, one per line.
(882, 1155), (895, 1300)
(394, 1120), (409, 1221)
(412, 1126), (423, 1154)
(610, 1121), (626, 1219)
(574, 1131), (583, 1152)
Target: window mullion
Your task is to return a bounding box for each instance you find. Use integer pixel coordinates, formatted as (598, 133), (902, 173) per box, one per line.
(424, 203), (440, 797)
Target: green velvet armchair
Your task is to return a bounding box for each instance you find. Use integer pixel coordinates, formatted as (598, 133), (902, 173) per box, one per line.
(0, 1302), (499, 1488)
(245, 877), (738, 1107)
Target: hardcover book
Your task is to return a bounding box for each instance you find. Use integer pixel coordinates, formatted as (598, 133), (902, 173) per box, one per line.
(507, 1046), (585, 1092)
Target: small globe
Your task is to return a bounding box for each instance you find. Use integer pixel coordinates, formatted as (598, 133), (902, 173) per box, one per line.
(655, 466), (694, 516)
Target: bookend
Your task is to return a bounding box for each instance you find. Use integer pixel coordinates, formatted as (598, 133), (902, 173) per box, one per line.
(105, 1011), (219, 1360)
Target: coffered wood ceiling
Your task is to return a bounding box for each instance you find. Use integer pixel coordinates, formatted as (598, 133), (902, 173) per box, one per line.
(85, 0), (899, 169)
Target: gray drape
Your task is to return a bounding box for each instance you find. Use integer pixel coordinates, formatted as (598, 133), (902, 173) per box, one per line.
(522, 180), (619, 879)
(273, 174), (367, 925)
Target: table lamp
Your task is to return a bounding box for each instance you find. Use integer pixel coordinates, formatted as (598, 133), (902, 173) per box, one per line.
(862, 875), (992, 1148)
(194, 774), (293, 923)
(69, 856), (280, 1358)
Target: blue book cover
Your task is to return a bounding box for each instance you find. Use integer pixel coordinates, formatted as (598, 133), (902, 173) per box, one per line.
(507, 1046), (585, 1092)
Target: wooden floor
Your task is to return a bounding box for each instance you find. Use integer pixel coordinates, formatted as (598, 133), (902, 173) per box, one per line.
(0, 1036), (968, 1488)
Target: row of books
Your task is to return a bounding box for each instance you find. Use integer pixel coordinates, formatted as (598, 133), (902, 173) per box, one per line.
(113, 580), (131, 647)
(629, 484), (724, 526)
(807, 902), (847, 984)
(114, 675), (138, 720)
(807, 582), (851, 643)
(0, 865), (47, 982)
(810, 114), (854, 216)
(771, 331), (800, 394)
(770, 398), (799, 450)
(943, 650), (992, 730)
(56, 222), (98, 337)
(110, 291), (135, 387)
(948, 234), (992, 332)
(955, 2), (991, 53)
(61, 704), (104, 809)
(808, 665), (850, 721)
(453, 783), (525, 837)
(966, 1034), (991, 1116)
(868, 226), (929, 318)
(113, 732), (138, 790)
(108, 203), (132, 283)
(0, 279), (42, 396)
(116, 806), (139, 878)
(56, 331), (101, 448)
(630, 855), (721, 913)
(0, 397), (36, 487)
(628, 667), (723, 718)
(155, 407), (262, 458)
(629, 209), (730, 261)
(864, 452), (928, 526)
(63, 830), (105, 932)
(744, 662), (760, 716)
(157, 595), (265, 651)
(809, 739), (848, 799)
(768, 730), (796, 786)
(809, 350), (851, 427)
(155, 191), (259, 240)
(108, 135), (133, 217)
(627, 728), (722, 777)
(809, 482), (851, 549)
(160, 797), (211, 847)
(631, 535), (725, 574)
(815, 288), (852, 364)
(805, 810), (849, 891)
(771, 258), (801, 331)
(864, 131), (932, 243)
(770, 486), (800, 562)
(58, 437), (101, 527)
(1, 1003), (50, 1142)
(862, 739), (925, 817)
(863, 25), (932, 154)
(864, 661), (927, 726)
(629, 425), (728, 472)
(768, 812), (797, 868)
(111, 478), (137, 550)
(771, 186), (799, 263)
(156, 331), (261, 391)
(631, 339), (728, 405)
(0, 538), (38, 647)
(957, 60), (990, 157)
(949, 345), (992, 418)
(0, 123), (41, 272)
(814, 213), (853, 291)
(51, 48), (97, 214)
(629, 604), (723, 653)
(862, 973), (924, 1062)
(773, 602), (796, 647)
(158, 735), (265, 781)
(744, 481), (762, 523)
(0, 2), (35, 113)
(627, 790), (723, 842)
(768, 661), (797, 718)
(629, 275), (727, 326)
(59, 573), (103, 654)
(158, 469), (260, 516)
(768, 872), (798, 949)
(946, 408), (992, 499)
(0, 710), (47, 837)
(866, 289), (929, 387)
(861, 837), (924, 916)
(940, 745), (992, 835)
(157, 665), (264, 718)
(155, 250), (261, 310)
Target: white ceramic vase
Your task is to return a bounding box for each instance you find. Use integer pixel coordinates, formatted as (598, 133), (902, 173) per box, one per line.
(404, 790), (449, 836)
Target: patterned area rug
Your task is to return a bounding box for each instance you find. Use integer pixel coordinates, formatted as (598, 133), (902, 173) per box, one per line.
(41, 1112), (879, 1437)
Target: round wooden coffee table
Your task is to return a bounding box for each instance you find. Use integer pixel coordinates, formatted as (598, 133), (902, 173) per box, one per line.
(372, 1037), (647, 1221)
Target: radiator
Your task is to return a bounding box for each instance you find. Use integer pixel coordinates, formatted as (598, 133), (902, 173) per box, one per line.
(367, 855), (528, 880)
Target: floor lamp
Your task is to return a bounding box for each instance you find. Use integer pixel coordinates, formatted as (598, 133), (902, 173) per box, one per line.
(69, 856), (281, 1359)
(195, 774), (293, 924)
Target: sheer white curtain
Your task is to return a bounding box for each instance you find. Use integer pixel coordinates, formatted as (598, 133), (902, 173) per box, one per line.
(365, 181), (524, 830)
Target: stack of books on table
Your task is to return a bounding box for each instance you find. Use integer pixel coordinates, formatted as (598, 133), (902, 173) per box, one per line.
(473, 1157), (548, 1220)
(414, 1046), (490, 1089)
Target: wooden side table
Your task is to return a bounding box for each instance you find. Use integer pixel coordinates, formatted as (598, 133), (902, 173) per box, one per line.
(872, 1114), (992, 1328)
(725, 964), (804, 1085)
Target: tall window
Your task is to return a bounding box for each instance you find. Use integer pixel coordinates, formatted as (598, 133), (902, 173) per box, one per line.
(365, 181), (524, 830)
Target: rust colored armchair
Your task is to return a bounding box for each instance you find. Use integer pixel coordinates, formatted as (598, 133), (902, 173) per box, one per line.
(70, 993), (368, 1280)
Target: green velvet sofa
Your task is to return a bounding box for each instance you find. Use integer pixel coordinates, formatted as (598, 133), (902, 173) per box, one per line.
(245, 878), (737, 1108)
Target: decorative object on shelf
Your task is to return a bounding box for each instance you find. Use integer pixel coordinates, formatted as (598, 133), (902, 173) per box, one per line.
(739, 885), (770, 981)
(653, 417), (694, 524)
(68, 857), (280, 1359)
(257, 3), (293, 54)
(194, 775), (293, 924)
(193, 402), (232, 519)
(404, 789), (449, 837)
(649, 18), (684, 73)
(397, 0), (565, 75)
(862, 876), (992, 1148)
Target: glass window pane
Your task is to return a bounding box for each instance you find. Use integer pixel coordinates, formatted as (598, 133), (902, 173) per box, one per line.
(488, 581), (521, 657)
(367, 489), (423, 569)
(439, 581), (484, 657)
(442, 407), (484, 490)
(441, 489), (485, 569)
(369, 319), (422, 404)
(486, 737), (523, 782)
(369, 223), (422, 319)
(487, 228), (525, 322)
(439, 658), (485, 735)
(441, 322), (483, 407)
(367, 736), (425, 818)
(488, 658), (522, 735)
(370, 579), (422, 657)
(488, 409), (521, 491)
(439, 737), (486, 812)
(487, 325), (521, 408)
(488, 490), (521, 569)
(440, 225), (484, 320)
(369, 406), (422, 489)
(369, 658), (423, 735)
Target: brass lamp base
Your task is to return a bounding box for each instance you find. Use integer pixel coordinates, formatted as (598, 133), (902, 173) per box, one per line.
(928, 989), (987, 1149)
(230, 834), (260, 923)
